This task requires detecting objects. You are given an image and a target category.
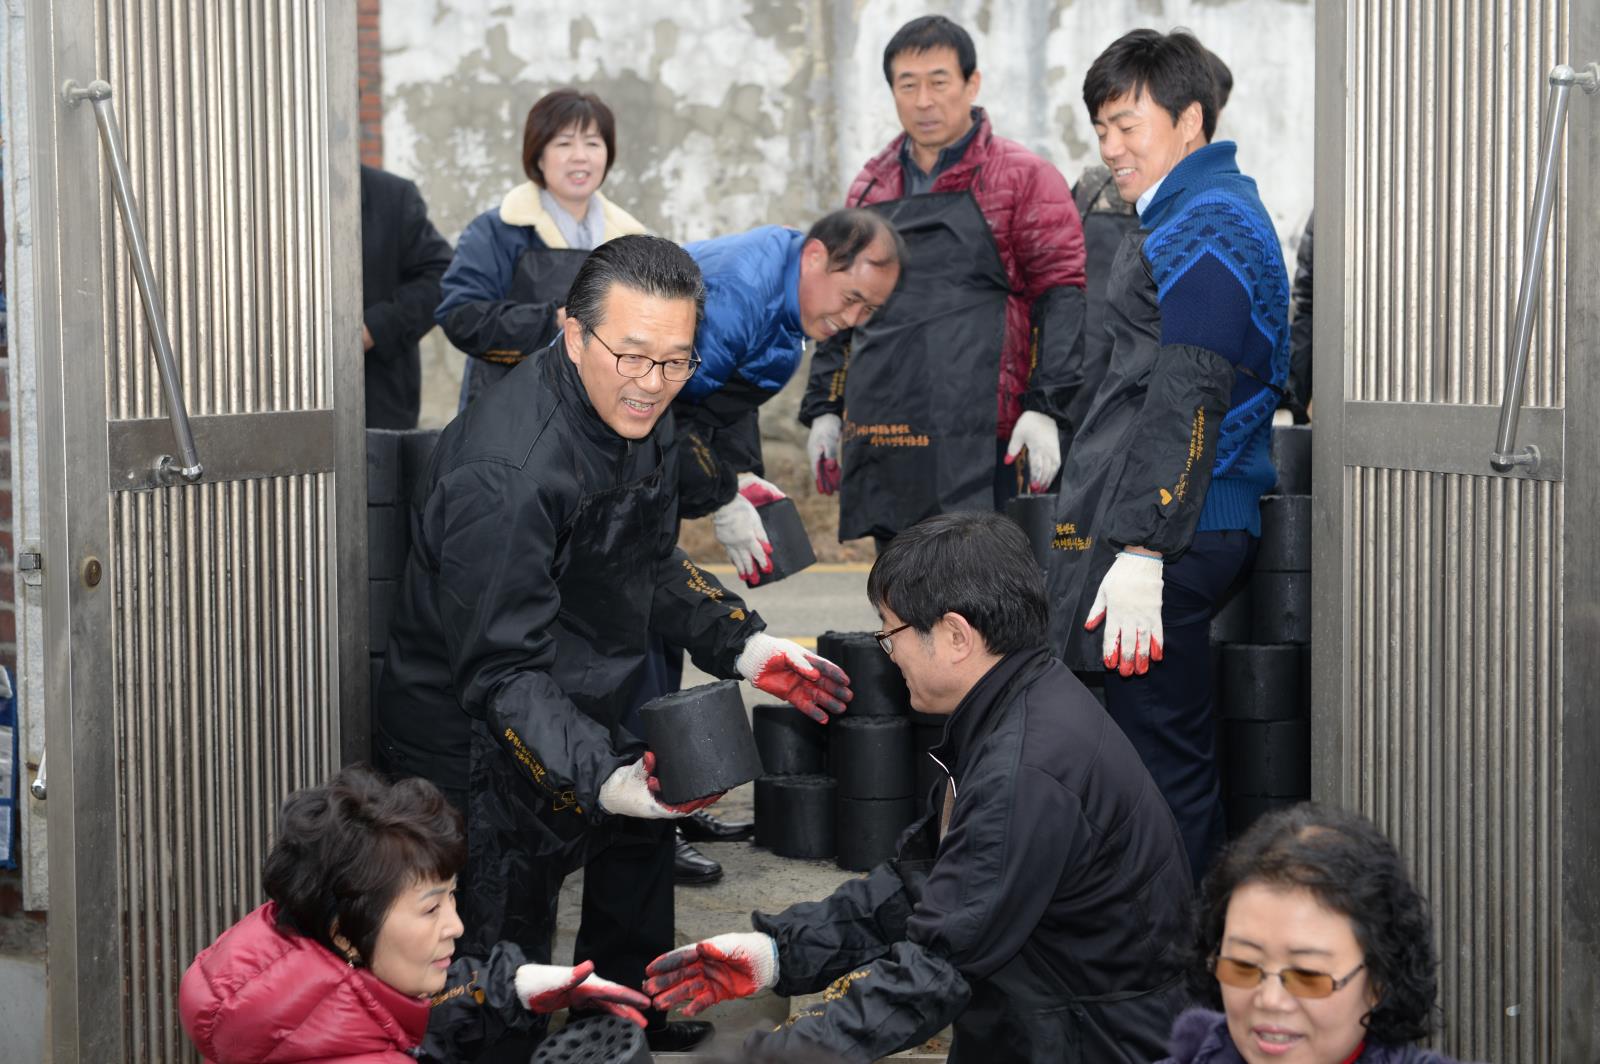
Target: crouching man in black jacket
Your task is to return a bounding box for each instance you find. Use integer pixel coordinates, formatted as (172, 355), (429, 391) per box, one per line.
(645, 511), (1192, 1063)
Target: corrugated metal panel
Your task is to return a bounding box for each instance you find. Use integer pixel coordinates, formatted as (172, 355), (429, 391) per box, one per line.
(1346, 466), (1561, 1062)
(98, 0), (330, 419)
(112, 476), (338, 1062)
(78, 2), (342, 1060)
(1350, 0), (1568, 407)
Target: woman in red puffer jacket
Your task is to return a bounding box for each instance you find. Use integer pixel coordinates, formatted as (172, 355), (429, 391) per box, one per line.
(179, 766), (649, 1063)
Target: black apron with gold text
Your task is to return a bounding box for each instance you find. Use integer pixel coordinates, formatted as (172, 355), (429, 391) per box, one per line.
(838, 192), (1011, 540)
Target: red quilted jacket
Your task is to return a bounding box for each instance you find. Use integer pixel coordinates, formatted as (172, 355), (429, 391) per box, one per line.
(847, 108), (1086, 437)
(179, 903), (430, 1063)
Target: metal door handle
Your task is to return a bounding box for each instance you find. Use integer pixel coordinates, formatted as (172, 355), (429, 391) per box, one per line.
(1491, 62), (1599, 474)
(62, 79), (204, 484)
(30, 747), (46, 801)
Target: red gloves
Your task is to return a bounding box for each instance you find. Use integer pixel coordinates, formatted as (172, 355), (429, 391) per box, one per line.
(735, 634), (852, 723)
(515, 959), (653, 1028)
(807, 415), (842, 495)
(644, 933), (780, 1017)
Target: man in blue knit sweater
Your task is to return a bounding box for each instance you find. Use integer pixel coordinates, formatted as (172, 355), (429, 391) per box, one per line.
(1046, 29), (1289, 883)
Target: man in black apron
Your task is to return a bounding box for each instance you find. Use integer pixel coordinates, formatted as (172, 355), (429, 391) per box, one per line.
(643, 513), (1190, 1063)
(800, 15), (1088, 543)
(1047, 31), (1290, 885)
(374, 236), (851, 1058)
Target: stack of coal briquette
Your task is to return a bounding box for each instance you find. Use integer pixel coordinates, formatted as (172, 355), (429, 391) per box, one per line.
(366, 429), (442, 705)
(753, 631), (931, 871)
(1213, 424), (1313, 836)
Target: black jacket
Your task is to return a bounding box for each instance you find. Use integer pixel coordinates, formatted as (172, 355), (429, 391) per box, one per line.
(373, 343), (764, 816)
(1287, 213), (1314, 420)
(360, 165), (453, 429)
(1070, 165), (1141, 450)
(745, 649), (1191, 1063)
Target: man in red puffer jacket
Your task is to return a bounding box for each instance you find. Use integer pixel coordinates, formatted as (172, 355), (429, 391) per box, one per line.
(801, 14), (1087, 544)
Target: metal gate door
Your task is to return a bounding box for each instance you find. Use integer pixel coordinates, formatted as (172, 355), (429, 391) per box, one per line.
(16, 1), (367, 1059)
(1313, 2), (1600, 1061)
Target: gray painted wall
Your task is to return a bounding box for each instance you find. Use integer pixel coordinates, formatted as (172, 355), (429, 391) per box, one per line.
(382, 0), (1315, 426)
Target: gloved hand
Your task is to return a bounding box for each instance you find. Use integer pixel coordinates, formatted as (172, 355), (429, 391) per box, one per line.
(712, 493), (772, 584)
(598, 752), (725, 819)
(806, 414), (843, 495)
(1084, 551), (1165, 677)
(644, 933), (780, 1017)
(737, 471), (787, 507)
(516, 959), (652, 1028)
(736, 633), (851, 723)
(1003, 410), (1062, 492)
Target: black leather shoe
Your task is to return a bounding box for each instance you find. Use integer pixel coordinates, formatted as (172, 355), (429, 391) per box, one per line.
(679, 809), (755, 843)
(674, 833), (723, 884)
(646, 1019), (715, 1052)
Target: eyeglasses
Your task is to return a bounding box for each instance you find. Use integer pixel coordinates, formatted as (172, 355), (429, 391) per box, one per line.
(873, 622), (913, 655)
(584, 326), (701, 382)
(1212, 956), (1367, 1000)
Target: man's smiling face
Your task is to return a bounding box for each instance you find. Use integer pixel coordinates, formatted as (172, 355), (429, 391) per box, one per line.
(1093, 88), (1202, 204)
(565, 285), (698, 439)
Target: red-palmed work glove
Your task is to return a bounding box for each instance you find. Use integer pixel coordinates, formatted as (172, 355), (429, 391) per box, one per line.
(736, 471), (786, 507)
(644, 933), (779, 1017)
(1003, 411), (1062, 492)
(736, 633), (851, 723)
(516, 959), (652, 1028)
(712, 493), (772, 584)
(1084, 551), (1165, 677)
(806, 414), (842, 495)
(598, 752), (724, 819)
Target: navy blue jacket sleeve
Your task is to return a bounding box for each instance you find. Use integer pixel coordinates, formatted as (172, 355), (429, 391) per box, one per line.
(435, 213), (555, 362)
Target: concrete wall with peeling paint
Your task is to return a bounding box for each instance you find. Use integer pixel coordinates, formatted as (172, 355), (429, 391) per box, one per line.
(382, 0), (1315, 427)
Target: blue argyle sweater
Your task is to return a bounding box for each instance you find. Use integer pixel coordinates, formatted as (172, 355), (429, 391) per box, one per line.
(1141, 142), (1289, 535)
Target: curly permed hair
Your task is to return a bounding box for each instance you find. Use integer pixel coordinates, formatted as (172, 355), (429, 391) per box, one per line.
(262, 765), (466, 966)
(1188, 803), (1439, 1045)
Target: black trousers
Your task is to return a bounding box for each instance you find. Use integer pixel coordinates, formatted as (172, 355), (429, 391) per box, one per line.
(1101, 530), (1256, 884)
(575, 820), (675, 1030)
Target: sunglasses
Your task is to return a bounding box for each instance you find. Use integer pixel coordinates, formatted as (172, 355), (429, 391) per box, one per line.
(1212, 956), (1366, 1000)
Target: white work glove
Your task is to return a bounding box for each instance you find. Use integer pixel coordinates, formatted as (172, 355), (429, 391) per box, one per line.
(644, 933), (780, 1017)
(737, 470), (787, 506)
(712, 492), (772, 584)
(1003, 410), (1062, 491)
(597, 752), (724, 819)
(516, 959), (652, 1027)
(1084, 551), (1165, 677)
(806, 414), (843, 495)
(737, 633), (852, 723)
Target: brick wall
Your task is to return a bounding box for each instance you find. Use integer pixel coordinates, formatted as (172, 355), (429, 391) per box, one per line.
(357, 0), (382, 167)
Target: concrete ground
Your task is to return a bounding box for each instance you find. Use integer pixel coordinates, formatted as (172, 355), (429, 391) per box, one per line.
(551, 562), (951, 1059)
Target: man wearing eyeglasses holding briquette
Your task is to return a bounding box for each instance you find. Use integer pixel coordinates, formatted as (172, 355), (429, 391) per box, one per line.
(644, 511), (1191, 1063)
(374, 235), (854, 1059)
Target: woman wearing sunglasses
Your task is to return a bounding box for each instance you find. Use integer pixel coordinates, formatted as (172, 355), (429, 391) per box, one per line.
(1159, 804), (1464, 1064)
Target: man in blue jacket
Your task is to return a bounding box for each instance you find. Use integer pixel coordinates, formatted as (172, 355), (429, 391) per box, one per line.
(679, 211), (904, 583)
(1046, 29), (1290, 884)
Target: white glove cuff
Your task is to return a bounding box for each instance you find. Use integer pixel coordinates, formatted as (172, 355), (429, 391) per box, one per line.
(735, 632), (783, 681)
(712, 932), (780, 992)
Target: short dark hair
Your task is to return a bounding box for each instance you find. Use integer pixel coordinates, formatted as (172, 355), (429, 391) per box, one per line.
(881, 15), (977, 85)
(262, 765), (466, 966)
(565, 234), (707, 337)
(522, 88), (617, 187)
(1189, 804), (1439, 1045)
(1083, 28), (1221, 142)
(1208, 49), (1234, 113)
(867, 511), (1047, 657)
(803, 209), (907, 273)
